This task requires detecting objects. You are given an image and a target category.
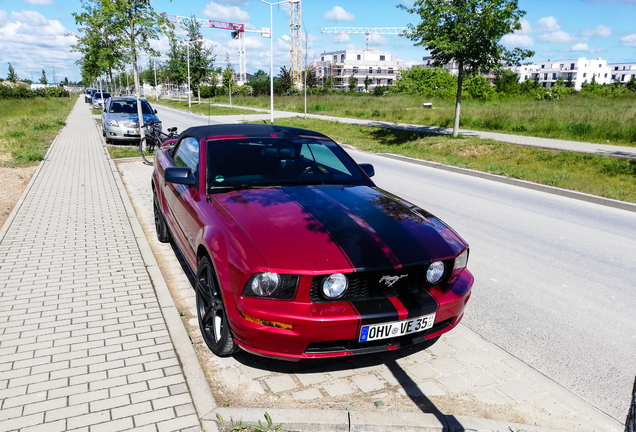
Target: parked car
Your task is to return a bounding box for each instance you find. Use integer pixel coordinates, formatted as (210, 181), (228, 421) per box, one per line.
(92, 91), (111, 109)
(101, 97), (160, 144)
(152, 124), (474, 361)
(84, 88), (97, 103)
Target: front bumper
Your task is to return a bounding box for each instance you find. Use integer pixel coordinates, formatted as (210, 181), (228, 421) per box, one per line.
(104, 123), (161, 143)
(229, 269), (474, 361)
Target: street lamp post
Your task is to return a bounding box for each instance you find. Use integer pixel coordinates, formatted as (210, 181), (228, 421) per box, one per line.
(186, 41), (191, 108)
(258, 0), (294, 125)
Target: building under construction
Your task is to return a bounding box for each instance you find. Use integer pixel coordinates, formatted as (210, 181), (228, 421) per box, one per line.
(314, 49), (403, 91)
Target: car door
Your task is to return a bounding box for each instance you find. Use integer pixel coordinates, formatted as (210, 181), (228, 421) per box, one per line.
(163, 136), (201, 266)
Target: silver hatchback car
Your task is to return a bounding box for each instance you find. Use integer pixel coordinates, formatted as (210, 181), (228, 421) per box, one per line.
(92, 91), (111, 109)
(101, 97), (161, 144)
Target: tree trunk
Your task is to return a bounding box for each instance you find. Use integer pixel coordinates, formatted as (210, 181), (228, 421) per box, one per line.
(131, 26), (146, 152)
(108, 67), (115, 95)
(453, 60), (464, 138)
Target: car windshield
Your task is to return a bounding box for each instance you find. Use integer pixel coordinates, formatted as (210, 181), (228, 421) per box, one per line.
(108, 100), (153, 114)
(95, 93), (110, 100)
(206, 138), (370, 189)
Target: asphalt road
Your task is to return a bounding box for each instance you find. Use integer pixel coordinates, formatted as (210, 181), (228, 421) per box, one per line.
(155, 106), (636, 422)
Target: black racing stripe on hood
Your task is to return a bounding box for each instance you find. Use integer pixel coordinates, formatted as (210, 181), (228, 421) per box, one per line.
(349, 298), (399, 326)
(317, 186), (432, 267)
(282, 186), (394, 271)
(395, 291), (439, 320)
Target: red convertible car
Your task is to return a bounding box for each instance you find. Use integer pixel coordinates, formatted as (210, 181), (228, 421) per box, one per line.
(152, 124), (473, 361)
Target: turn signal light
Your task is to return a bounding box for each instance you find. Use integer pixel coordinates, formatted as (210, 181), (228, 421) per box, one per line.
(243, 314), (292, 330)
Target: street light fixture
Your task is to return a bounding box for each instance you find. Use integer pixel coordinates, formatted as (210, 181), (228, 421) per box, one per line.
(258, 0), (294, 125)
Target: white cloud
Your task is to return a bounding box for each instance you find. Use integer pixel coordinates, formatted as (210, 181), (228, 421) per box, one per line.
(535, 16), (560, 33)
(571, 43), (589, 51)
(582, 25), (612, 38)
(11, 10), (48, 25)
(346, 43), (356, 50)
(203, 2), (250, 23)
(400, 0), (415, 6)
(214, 0), (248, 5)
(367, 34), (387, 45)
(517, 19), (533, 35)
(0, 10), (7, 27)
(501, 34), (533, 47)
(324, 6), (354, 21)
(621, 34), (636, 47)
(26, 0), (54, 4)
(334, 33), (350, 43)
(538, 31), (572, 43)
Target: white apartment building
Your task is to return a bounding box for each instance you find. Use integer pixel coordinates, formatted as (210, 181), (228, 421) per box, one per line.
(608, 62), (636, 84)
(421, 56), (460, 76)
(508, 57), (611, 90)
(314, 50), (402, 90)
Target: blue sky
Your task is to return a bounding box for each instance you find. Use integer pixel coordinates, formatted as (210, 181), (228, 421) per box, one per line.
(0, 0), (634, 83)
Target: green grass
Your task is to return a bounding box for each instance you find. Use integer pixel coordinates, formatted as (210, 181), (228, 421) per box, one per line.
(92, 108), (103, 115)
(107, 145), (143, 159)
(154, 99), (257, 116)
(258, 118), (636, 203)
(0, 96), (76, 167)
(213, 93), (636, 147)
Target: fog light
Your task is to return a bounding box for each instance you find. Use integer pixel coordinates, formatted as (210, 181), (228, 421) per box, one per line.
(322, 273), (348, 300)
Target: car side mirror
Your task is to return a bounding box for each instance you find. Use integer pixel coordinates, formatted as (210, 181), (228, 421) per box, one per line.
(359, 163), (375, 178)
(154, 109), (158, 114)
(165, 167), (196, 186)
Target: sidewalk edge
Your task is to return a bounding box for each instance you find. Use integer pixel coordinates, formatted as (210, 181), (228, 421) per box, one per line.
(105, 143), (219, 429)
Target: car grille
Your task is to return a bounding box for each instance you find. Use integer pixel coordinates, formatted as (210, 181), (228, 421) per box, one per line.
(309, 261), (451, 303)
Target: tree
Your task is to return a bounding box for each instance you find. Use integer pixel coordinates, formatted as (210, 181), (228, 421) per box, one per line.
(564, 75), (575, 88)
(626, 75), (636, 93)
(494, 69), (520, 95)
(399, 0), (534, 136)
(40, 69), (48, 85)
(325, 75), (333, 90)
(305, 67), (318, 89)
(75, 0), (172, 147)
(554, 76), (565, 88)
(222, 54), (234, 89)
(348, 72), (357, 91)
(364, 75), (370, 92)
(249, 70), (269, 96)
(7, 63), (18, 82)
(165, 17), (216, 89)
(277, 66), (293, 95)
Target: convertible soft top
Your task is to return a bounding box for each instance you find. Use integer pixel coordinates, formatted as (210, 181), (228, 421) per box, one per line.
(179, 124), (332, 143)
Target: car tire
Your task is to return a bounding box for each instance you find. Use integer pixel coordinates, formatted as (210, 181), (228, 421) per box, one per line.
(102, 127), (106, 137)
(153, 189), (171, 243)
(196, 256), (239, 357)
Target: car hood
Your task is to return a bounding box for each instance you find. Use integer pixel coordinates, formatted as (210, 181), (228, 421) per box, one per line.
(213, 185), (467, 273)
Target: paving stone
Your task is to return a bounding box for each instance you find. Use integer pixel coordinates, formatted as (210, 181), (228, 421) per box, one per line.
(403, 363), (437, 381)
(296, 372), (328, 387)
(351, 374), (385, 393)
(454, 349), (496, 368)
(398, 381), (446, 397)
(471, 388), (511, 405)
(437, 375), (472, 393)
(323, 380), (356, 397)
(497, 377), (548, 402)
(239, 365), (271, 380)
(429, 358), (465, 375)
(264, 375), (297, 393)
(292, 388), (323, 400)
(461, 369), (497, 387)
(485, 361), (522, 381)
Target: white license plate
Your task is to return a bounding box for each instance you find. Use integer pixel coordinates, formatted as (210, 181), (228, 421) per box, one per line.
(359, 313), (436, 342)
(126, 129), (140, 134)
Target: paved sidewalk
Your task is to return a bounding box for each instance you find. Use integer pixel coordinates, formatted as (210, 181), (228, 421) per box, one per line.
(186, 101), (636, 159)
(0, 99), (204, 431)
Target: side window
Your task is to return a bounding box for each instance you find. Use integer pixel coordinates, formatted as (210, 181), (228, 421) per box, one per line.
(173, 137), (200, 176)
(300, 143), (351, 176)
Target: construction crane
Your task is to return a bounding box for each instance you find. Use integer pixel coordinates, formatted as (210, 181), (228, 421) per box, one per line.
(165, 15), (267, 84)
(321, 27), (408, 50)
(289, 1), (302, 87)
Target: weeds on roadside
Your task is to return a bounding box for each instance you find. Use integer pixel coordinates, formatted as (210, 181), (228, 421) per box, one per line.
(216, 412), (288, 432)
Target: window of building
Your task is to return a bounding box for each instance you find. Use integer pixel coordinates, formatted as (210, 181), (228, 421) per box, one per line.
(552, 73), (557, 80)
(624, 66), (627, 70)
(357, 54), (361, 60)
(380, 55), (386, 61)
(612, 74), (616, 80)
(560, 64), (564, 69)
(541, 65), (545, 69)
(333, 55), (337, 62)
(583, 73), (586, 78)
(544, 73), (548, 80)
(599, 64), (602, 68)
(623, 75), (627, 81)
(369, 68), (372, 73)
(377, 68), (381, 73)
(571, 63), (575, 69)
(615, 67), (619, 70)
(387, 79), (393, 85)
(321, 57), (324, 61)
(388, 68), (394, 74)
(604, 73), (608, 78)
(340, 54), (345, 62)
(377, 79), (382, 85)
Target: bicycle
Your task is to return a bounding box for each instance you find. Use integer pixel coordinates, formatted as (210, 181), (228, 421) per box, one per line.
(139, 120), (179, 165)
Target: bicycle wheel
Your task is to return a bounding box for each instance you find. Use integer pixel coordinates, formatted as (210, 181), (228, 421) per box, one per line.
(139, 136), (156, 165)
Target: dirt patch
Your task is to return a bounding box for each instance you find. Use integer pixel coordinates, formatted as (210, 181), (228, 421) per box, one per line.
(0, 163), (38, 231)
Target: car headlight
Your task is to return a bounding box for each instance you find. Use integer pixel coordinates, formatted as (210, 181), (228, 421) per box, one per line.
(107, 120), (119, 127)
(426, 261), (445, 285)
(322, 273), (348, 300)
(243, 273), (299, 300)
(125, 121), (139, 128)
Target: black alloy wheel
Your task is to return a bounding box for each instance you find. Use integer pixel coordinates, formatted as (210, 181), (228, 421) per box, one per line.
(196, 256), (238, 356)
(153, 189), (171, 243)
